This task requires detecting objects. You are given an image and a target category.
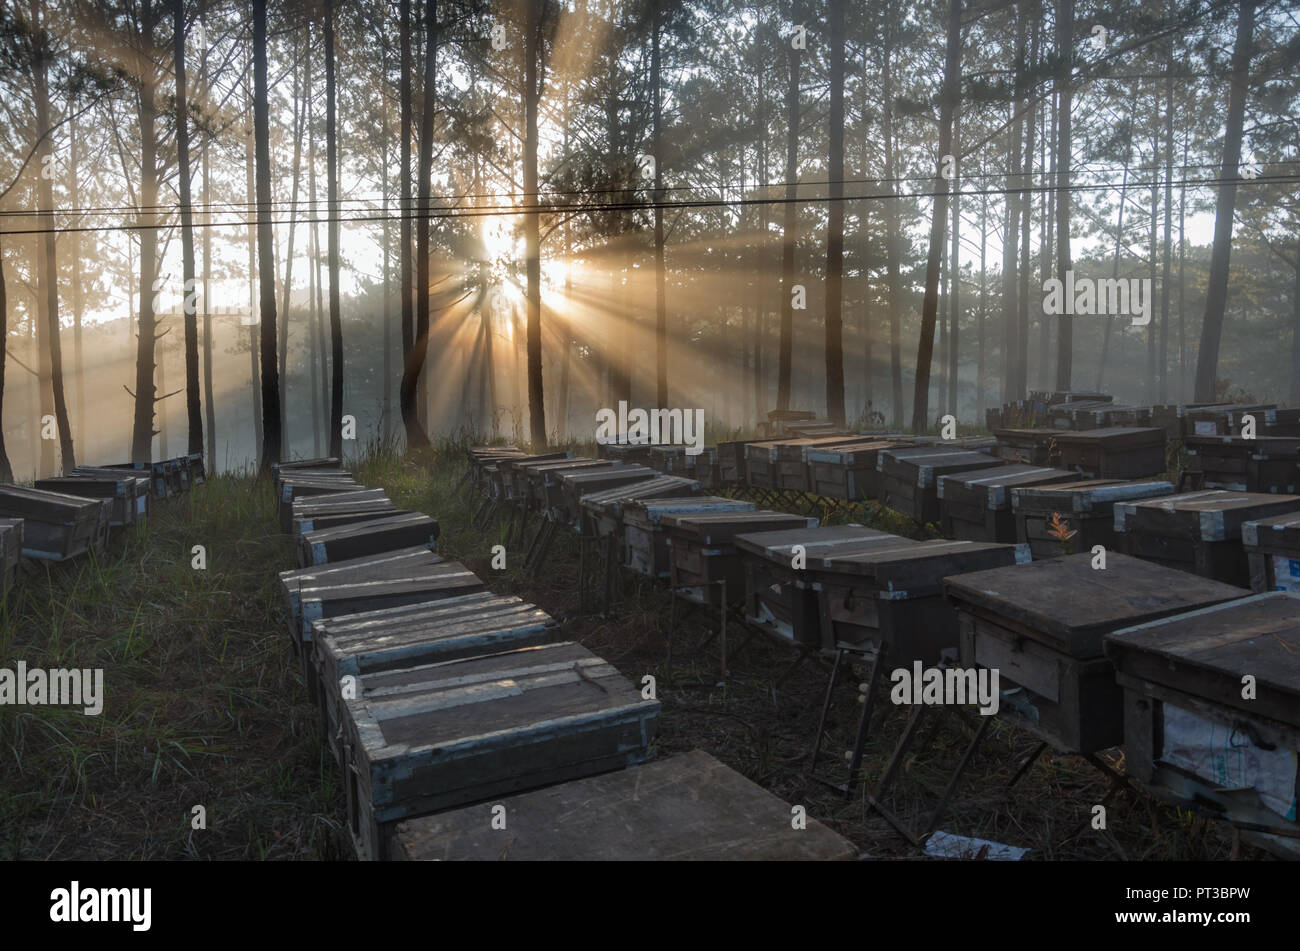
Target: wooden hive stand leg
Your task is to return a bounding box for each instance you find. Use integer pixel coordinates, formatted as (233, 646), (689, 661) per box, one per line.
(807, 647), (848, 776)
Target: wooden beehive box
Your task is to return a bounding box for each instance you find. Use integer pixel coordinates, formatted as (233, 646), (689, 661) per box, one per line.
(685, 447), (720, 487)
(1113, 489), (1300, 586)
(277, 476), (362, 532)
(1184, 435), (1300, 494)
(1261, 408), (1300, 437)
(0, 485), (104, 561)
(734, 525), (904, 648)
(488, 452), (570, 503)
(663, 509), (818, 607)
(993, 428), (1061, 467)
(623, 496), (754, 578)
(296, 561), (485, 644)
(391, 750), (857, 861)
(743, 439), (784, 489)
(1182, 402), (1275, 438)
(0, 518), (23, 597)
(523, 458), (613, 512)
(70, 467), (151, 522)
(945, 553), (1246, 753)
(341, 641), (660, 860)
(104, 460), (175, 498)
(772, 435), (853, 491)
(1054, 426), (1167, 479)
(272, 456), (341, 480)
(644, 445), (684, 474)
(1104, 593), (1300, 857)
(298, 512), (439, 567)
(556, 464), (657, 530)
(1012, 478), (1174, 560)
(1242, 512), (1300, 594)
(313, 592), (556, 760)
(938, 464), (1079, 542)
(279, 546), (447, 701)
(877, 446), (1004, 525)
(715, 441), (750, 485)
(805, 438), (899, 501)
(580, 475), (701, 542)
(290, 490), (398, 535)
(806, 538), (1028, 661)
(37, 474), (142, 529)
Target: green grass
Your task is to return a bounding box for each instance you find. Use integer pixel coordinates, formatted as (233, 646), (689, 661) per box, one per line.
(0, 474), (347, 860)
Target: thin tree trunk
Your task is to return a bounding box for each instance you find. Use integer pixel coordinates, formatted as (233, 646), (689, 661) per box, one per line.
(523, 0), (545, 445)
(254, 0), (281, 470)
(401, 0), (434, 450)
(174, 0), (202, 456)
(823, 0), (846, 426)
(1193, 0), (1254, 402)
(883, 39), (903, 426)
(0, 237), (14, 479)
(652, 0), (667, 408)
(1053, 0), (1074, 391)
(131, 15), (160, 464)
(911, 0), (961, 432)
(398, 0), (415, 442)
(976, 190), (987, 412)
(278, 29), (305, 453)
(947, 108), (960, 415)
(1159, 49), (1173, 404)
(32, 5), (74, 471)
(200, 7), (216, 466)
(69, 93), (85, 448)
(325, 0), (343, 458)
(245, 49), (263, 462)
(777, 44), (799, 411)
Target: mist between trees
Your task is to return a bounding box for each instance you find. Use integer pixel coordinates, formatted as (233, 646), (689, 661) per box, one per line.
(0, 0), (1296, 477)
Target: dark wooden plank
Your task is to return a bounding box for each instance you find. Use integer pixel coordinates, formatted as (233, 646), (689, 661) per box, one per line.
(297, 563), (485, 638)
(298, 512), (440, 567)
(0, 517), (22, 597)
(661, 509), (817, 545)
(0, 485), (103, 560)
(1114, 490), (1300, 542)
(944, 552), (1248, 656)
(391, 750), (856, 861)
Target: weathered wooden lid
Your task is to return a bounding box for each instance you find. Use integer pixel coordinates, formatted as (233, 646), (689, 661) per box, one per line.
(580, 476), (702, 518)
(1112, 490), (1300, 541)
(1104, 591), (1300, 728)
(937, 463), (1078, 508)
(733, 524), (900, 562)
(1242, 511), (1300, 551)
(811, 538), (1027, 596)
(1053, 426), (1166, 449)
(878, 446), (1004, 486)
(623, 495), (753, 526)
(945, 552), (1248, 656)
(391, 749), (856, 861)
(1010, 478), (1174, 513)
(661, 509), (817, 544)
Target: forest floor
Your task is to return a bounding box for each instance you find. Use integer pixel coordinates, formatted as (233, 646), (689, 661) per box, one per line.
(0, 442), (1271, 860)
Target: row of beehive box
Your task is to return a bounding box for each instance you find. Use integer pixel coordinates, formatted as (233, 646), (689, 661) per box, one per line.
(466, 445), (1300, 856)
(0, 452), (208, 596)
(271, 451), (856, 861)
(985, 392), (1300, 439)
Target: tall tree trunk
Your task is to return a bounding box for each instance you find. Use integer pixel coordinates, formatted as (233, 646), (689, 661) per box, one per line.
(325, 0), (344, 457)
(947, 108), (960, 415)
(381, 43), (393, 438)
(883, 39), (903, 426)
(69, 93), (85, 448)
(1000, 14), (1025, 403)
(174, 0), (202, 456)
(911, 0), (962, 432)
(398, 0), (415, 442)
(278, 29), (305, 453)
(652, 0), (667, 409)
(1291, 242), (1300, 405)
(200, 8), (215, 466)
(33, 7), (74, 471)
(523, 0), (545, 445)
(823, 0), (846, 426)
(1053, 0), (1074, 391)
(401, 0), (434, 450)
(0, 237), (14, 479)
(1014, 15), (1036, 399)
(308, 58), (324, 457)
(244, 50), (263, 462)
(1038, 90), (1055, 388)
(1193, 0), (1255, 402)
(131, 21), (160, 464)
(776, 44), (799, 411)
(976, 190), (987, 412)
(1159, 47), (1173, 403)
(254, 0), (281, 470)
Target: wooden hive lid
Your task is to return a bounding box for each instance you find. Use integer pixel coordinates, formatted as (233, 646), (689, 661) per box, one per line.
(391, 749), (856, 861)
(937, 464), (1078, 508)
(1052, 425), (1166, 448)
(879, 446), (1004, 486)
(1112, 490), (1300, 541)
(348, 642), (656, 761)
(301, 510), (438, 543)
(944, 552), (1248, 656)
(733, 524), (901, 561)
(804, 438), (899, 463)
(1104, 592), (1300, 728)
(1242, 511), (1300, 551)
(812, 538), (1027, 595)
(0, 484), (104, 517)
(580, 476), (702, 517)
(1010, 478), (1174, 513)
(624, 496), (754, 525)
(661, 509), (817, 543)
